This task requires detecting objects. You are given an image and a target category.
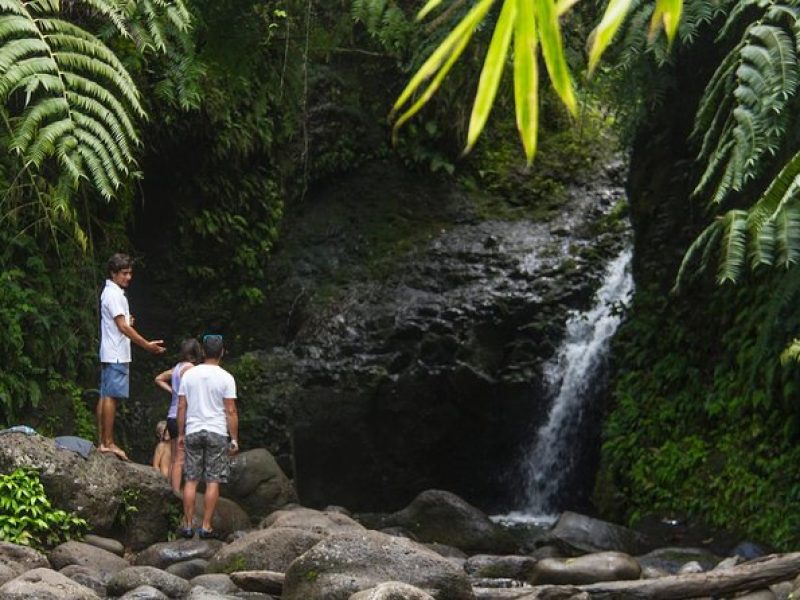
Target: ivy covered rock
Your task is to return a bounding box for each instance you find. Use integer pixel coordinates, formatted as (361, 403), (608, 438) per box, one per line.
(0, 433), (178, 549)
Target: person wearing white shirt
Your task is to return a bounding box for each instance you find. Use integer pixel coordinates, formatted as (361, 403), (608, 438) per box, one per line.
(98, 253), (166, 460)
(177, 334), (238, 539)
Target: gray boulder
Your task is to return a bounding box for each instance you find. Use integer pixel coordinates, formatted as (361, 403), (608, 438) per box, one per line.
(221, 449), (297, 521)
(119, 585), (170, 599)
(190, 573), (241, 594)
(637, 546), (721, 575)
(83, 534), (124, 556)
(166, 559), (209, 580)
(135, 539), (223, 570)
(49, 540), (129, 579)
(0, 567), (100, 599)
(191, 493), (250, 539)
(349, 581), (437, 599)
(463, 554), (537, 580)
(0, 433), (179, 550)
(207, 526), (323, 573)
(260, 505), (365, 534)
(229, 570), (284, 594)
(540, 511), (652, 556)
(60, 564), (108, 595)
(530, 551), (641, 585)
(283, 530), (475, 600)
(107, 566), (191, 598)
(0, 540), (49, 583)
(390, 490), (517, 554)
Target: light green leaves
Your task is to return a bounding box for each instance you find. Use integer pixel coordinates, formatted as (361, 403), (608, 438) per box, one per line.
(514, 0), (538, 161)
(587, 0), (634, 74)
(395, 0), (684, 163)
(465, 0), (516, 153)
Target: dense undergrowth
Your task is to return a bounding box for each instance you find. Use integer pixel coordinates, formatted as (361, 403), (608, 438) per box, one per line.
(598, 273), (800, 550)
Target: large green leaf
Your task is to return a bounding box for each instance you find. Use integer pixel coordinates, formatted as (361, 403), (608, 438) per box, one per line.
(648, 0), (682, 45)
(392, 0), (495, 117)
(513, 0), (538, 162)
(587, 0), (635, 75)
(465, 0), (516, 152)
(534, 0), (576, 115)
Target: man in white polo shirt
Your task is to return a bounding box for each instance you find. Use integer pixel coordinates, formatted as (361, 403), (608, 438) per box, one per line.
(99, 253), (166, 460)
(177, 334), (238, 539)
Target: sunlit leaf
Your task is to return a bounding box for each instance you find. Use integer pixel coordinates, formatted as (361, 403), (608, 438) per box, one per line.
(534, 0), (577, 115)
(392, 0), (495, 116)
(514, 0), (538, 162)
(587, 0), (634, 75)
(649, 0), (682, 46)
(416, 0), (444, 21)
(393, 31), (472, 132)
(465, 0), (516, 152)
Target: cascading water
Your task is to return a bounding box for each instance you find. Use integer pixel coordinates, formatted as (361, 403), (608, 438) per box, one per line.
(498, 245), (634, 524)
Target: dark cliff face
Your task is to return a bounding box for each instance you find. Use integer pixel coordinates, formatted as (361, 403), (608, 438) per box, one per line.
(238, 159), (631, 513)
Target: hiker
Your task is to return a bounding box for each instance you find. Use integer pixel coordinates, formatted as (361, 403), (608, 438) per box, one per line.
(152, 420), (171, 478)
(98, 253), (166, 460)
(154, 338), (203, 492)
(177, 334), (238, 539)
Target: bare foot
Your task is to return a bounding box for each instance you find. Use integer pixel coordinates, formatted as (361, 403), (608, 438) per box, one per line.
(99, 445), (129, 461)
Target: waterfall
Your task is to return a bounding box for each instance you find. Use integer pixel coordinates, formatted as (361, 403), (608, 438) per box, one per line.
(499, 246), (634, 524)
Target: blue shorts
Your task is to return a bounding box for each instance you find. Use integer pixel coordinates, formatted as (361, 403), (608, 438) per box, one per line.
(100, 362), (129, 399)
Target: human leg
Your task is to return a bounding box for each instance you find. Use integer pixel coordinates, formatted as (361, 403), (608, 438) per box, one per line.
(98, 363), (130, 460)
(170, 439), (184, 493)
(201, 482), (219, 531)
(167, 418), (183, 493)
(181, 431), (206, 533)
(198, 431), (230, 537)
(182, 479), (197, 533)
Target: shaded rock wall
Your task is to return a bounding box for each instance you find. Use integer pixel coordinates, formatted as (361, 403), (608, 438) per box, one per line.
(240, 159), (631, 513)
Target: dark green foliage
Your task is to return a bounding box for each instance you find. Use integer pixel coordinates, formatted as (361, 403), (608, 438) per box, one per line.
(600, 276), (800, 549)
(0, 468), (87, 549)
(0, 229), (97, 425)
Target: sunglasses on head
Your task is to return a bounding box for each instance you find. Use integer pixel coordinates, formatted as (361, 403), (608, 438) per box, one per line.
(202, 334), (223, 343)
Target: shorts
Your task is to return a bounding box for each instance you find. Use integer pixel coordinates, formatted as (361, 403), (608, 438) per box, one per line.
(184, 430), (230, 483)
(166, 418), (178, 439)
(100, 362), (129, 399)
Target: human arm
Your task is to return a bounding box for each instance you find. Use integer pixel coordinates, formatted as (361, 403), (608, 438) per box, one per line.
(114, 314), (165, 354)
(177, 394), (187, 450)
(154, 368), (173, 394)
(224, 397), (239, 455)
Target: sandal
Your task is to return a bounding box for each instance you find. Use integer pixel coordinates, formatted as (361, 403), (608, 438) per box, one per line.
(179, 527), (194, 539)
(198, 528), (220, 540)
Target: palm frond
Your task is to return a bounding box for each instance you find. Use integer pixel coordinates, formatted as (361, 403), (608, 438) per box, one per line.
(0, 0), (147, 199)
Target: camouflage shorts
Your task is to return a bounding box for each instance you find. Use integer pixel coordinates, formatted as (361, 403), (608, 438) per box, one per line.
(184, 430), (230, 483)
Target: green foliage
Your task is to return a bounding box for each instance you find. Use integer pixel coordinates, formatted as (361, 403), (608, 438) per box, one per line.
(600, 279), (800, 549)
(0, 0), (191, 202)
(115, 487), (139, 529)
(0, 230), (96, 425)
(0, 468), (86, 549)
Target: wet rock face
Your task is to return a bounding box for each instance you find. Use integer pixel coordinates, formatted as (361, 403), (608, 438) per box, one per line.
(243, 159), (630, 513)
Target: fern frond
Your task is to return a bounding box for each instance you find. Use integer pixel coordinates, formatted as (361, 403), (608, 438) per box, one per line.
(673, 216), (725, 292)
(0, 0), (146, 199)
(717, 209), (749, 283)
(774, 202), (800, 267)
(693, 19), (799, 205)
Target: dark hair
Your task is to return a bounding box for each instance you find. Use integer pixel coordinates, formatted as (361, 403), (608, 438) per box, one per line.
(178, 338), (203, 364)
(203, 335), (224, 359)
(107, 253), (133, 276)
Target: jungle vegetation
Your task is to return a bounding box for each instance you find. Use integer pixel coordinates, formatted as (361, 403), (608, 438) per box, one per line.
(3, 0), (800, 547)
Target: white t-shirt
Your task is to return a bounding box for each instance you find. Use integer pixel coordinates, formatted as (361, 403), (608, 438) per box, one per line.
(178, 364), (237, 437)
(99, 279), (131, 363)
